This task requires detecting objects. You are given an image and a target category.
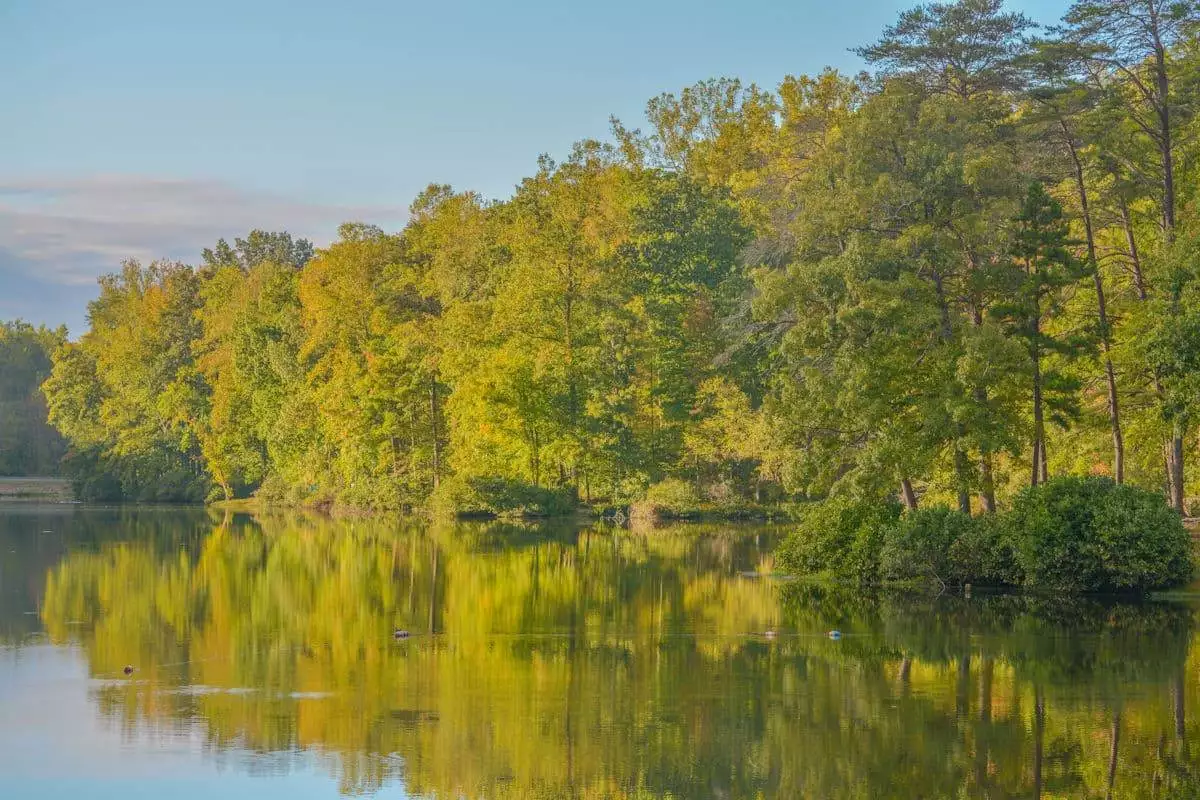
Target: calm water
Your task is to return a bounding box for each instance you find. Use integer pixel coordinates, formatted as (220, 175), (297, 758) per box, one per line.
(2, 507), (1200, 798)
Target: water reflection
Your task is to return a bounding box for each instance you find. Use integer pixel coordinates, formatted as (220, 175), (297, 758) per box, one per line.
(5, 509), (1200, 797)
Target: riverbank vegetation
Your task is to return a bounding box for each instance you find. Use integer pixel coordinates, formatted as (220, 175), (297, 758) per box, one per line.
(777, 476), (1195, 592)
(26, 0), (1200, 522)
(0, 321), (65, 477)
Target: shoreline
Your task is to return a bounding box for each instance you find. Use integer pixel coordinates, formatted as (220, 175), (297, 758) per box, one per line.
(0, 477), (73, 504)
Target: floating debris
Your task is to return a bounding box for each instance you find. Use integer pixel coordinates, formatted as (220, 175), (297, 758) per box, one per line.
(827, 630), (842, 640)
(393, 629), (410, 640)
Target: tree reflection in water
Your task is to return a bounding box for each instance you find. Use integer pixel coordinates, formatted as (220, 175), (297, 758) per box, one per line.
(17, 510), (1200, 798)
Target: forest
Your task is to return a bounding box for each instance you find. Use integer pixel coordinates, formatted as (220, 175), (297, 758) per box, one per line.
(0, 321), (65, 477)
(20, 0), (1200, 516)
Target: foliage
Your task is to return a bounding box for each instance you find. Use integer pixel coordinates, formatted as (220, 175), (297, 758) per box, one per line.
(774, 498), (902, 584)
(947, 512), (1022, 586)
(429, 475), (578, 519)
(0, 321), (66, 476)
(783, 477), (1190, 592)
(23, 0), (1200, 518)
(880, 507), (1018, 587)
(1005, 476), (1194, 592)
(631, 477), (705, 520)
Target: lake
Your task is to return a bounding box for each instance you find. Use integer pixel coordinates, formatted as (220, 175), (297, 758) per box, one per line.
(1, 505), (1198, 798)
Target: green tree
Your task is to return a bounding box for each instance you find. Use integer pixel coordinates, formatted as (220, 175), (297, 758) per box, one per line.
(992, 184), (1087, 485)
(0, 321), (66, 475)
(855, 0), (1036, 98)
(1060, 0), (1200, 510)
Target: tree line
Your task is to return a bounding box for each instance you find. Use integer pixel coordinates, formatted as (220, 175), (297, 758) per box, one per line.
(33, 0), (1200, 513)
(0, 321), (65, 476)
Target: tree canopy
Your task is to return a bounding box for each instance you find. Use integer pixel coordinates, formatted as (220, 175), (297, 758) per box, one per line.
(27, 0), (1200, 515)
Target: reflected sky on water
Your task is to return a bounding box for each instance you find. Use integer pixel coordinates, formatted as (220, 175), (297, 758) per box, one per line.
(1, 505), (1197, 798)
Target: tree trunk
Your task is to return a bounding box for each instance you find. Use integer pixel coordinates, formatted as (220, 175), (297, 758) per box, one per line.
(1119, 196), (1148, 301)
(1104, 358), (1124, 483)
(954, 447), (972, 515)
(1039, 436), (1049, 485)
(933, 271), (971, 515)
(1031, 439), (1042, 488)
(429, 379), (441, 489)
(530, 429), (541, 487)
(970, 299), (996, 512)
(1169, 429), (1185, 514)
(1031, 313), (1046, 487)
(1121, 198), (1183, 507)
(979, 454), (996, 513)
(1155, 36), (1176, 240)
(900, 478), (918, 510)
(1067, 129), (1123, 482)
(1155, 28), (1185, 513)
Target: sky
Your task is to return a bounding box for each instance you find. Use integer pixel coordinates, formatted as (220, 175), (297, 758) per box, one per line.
(1, 0), (1072, 335)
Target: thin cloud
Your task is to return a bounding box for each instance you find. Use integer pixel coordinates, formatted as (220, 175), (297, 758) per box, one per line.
(0, 175), (407, 286)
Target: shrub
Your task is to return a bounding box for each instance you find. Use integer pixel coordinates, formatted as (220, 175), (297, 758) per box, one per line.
(880, 508), (1019, 587)
(1091, 483), (1193, 591)
(879, 507), (964, 586)
(429, 476), (577, 519)
(61, 448), (123, 502)
(775, 497), (902, 584)
(1004, 477), (1108, 591)
(948, 512), (1021, 586)
(62, 447), (209, 503)
(777, 478), (1192, 594)
(1006, 477), (1193, 593)
(630, 478), (704, 520)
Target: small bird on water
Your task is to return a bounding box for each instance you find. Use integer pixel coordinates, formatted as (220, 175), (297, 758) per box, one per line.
(393, 629), (410, 640)
(827, 630), (842, 640)
(123, 665), (134, 675)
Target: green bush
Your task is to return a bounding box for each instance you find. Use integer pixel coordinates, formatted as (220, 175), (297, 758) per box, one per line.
(1005, 477), (1193, 593)
(429, 476), (578, 519)
(880, 508), (1019, 587)
(775, 497), (902, 584)
(948, 512), (1021, 586)
(62, 447), (209, 503)
(1003, 476), (1108, 591)
(776, 477), (1190, 593)
(630, 478), (704, 520)
(879, 507), (963, 585)
(1093, 483), (1194, 590)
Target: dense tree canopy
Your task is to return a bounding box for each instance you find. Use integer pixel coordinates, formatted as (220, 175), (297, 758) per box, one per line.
(0, 321), (66, 476)
(26, 0), (1200, 513)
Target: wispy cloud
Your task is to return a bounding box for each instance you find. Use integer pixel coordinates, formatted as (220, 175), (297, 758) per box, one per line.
(0, 175), (407, 286)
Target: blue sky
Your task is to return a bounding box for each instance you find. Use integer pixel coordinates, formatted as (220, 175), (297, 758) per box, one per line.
(2, 0), (1071, 334)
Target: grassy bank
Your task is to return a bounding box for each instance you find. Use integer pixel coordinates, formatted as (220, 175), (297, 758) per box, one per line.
(0, 477), (73, 503)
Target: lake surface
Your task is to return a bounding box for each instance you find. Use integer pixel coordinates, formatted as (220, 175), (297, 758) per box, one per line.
(1, 507), (1199, 798)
